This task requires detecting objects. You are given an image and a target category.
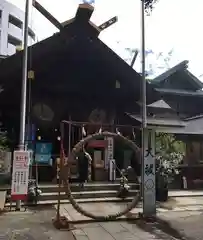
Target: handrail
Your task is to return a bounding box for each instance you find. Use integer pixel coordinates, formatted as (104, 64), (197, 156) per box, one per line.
(111, 160), (128, 181)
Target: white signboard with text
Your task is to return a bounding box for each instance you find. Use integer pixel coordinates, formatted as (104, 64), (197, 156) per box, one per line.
(104, 137), (114, 169)
(11, 151), (30, 201)
(109, 159), (116, 181)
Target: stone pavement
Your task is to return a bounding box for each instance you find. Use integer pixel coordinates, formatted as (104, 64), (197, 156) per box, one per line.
(0, 207), (75, 240)
(58, 195), (203, 239)
(58, 202), (179, 239)
(158, 210), (203, 240)
(72, 221), (179, 240)
(156, 196), (203, 240)
(58, 202), (169, 222)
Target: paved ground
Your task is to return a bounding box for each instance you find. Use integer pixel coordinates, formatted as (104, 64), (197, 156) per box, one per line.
(72, 221), (180, 240)
(158, 210), (203, 240)
(0, 207), (75, 240)
(0, 205), (179, 240)
(1, 195), (203, 240)
(169, 190), (203, 197)
(58, 202), (170, 222)
(58, 195), (203, 240)
(156, 196), (203, 240)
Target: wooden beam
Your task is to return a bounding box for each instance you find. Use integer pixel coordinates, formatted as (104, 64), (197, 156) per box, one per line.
(99, 16), (118, 31)
(32, 0), (63, 30)
(75, 3), (94, 23)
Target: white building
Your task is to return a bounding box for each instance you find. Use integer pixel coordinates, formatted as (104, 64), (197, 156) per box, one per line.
(0, 0), (36, 56)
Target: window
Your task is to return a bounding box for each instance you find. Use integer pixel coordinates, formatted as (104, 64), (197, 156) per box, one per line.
(8, 14), (22, 29)
(28, 28), (35, 40)
(8, 34), (22, 47)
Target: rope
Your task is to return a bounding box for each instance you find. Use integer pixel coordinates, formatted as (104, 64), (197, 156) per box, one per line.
(61, 131), (141, 221)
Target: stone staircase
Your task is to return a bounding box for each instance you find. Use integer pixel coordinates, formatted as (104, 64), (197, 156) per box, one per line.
(2, 182), (140, 206)
(38, 182), (140, 204)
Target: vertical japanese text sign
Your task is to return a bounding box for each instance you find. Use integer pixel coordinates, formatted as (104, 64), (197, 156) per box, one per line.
(143, 129), (156, 216)
(11, 151), (30, 201)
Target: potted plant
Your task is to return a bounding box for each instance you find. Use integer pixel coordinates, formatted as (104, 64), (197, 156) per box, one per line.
(156, 133), (185, 191)
(155, 151), (184, 201)
(155, 160), (169, 202)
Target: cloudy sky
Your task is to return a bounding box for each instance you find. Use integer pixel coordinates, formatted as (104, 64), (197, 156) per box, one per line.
(8, 0), (203, 78)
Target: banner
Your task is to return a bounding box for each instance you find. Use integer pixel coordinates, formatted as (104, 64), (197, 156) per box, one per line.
(109, 159), (116, 181)
(11, 151), (30, 201)
(104, 137), (114, 169)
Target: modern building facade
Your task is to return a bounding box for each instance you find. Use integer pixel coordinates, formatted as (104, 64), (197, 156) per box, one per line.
(0, 0), (36, 56)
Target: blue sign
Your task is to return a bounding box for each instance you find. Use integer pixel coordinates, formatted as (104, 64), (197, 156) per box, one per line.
(35, 143), (52, 164)
(36, 143), (52, 155)
(35, 154), (51, 164)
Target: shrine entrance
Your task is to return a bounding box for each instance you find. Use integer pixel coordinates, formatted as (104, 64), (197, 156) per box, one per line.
(57, 120), (141, 221)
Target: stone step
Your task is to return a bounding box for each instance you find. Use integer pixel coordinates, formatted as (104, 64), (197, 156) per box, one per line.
(1, 182), (140, 193)
(5, 196), (138, 207)
(39, 189), (140, 201)
(39, 183), (140, 193)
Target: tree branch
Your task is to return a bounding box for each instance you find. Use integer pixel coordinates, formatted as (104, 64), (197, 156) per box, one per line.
(143, 0), (160, 12)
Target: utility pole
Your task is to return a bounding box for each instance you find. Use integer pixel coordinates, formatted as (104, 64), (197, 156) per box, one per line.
(16, 0), (30, 210)
(141, 0), (156, 216)
(141, 0), (147, 213)
(141, 0), (147, 196)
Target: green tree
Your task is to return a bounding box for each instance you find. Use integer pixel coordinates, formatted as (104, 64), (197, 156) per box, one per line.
(156, 133), (185, 155)
(156, 133), (185, 178)
(0, 131), (9, 151)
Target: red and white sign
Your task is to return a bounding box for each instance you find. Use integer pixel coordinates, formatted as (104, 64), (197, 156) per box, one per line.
(11, 151), (30, 201)
(88, 140), (107, 148)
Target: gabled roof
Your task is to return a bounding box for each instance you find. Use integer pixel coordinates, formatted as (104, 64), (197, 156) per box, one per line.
(147, 99), (171, 109)
(0, 3), (158, 104)
(155, 88), (203, 97)
(152, 60), (203, 90)
(152, 60), (188, 83)
(126, 113), (185, 128)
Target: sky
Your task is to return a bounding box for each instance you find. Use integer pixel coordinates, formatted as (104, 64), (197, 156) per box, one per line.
(7, 0), (203, 79)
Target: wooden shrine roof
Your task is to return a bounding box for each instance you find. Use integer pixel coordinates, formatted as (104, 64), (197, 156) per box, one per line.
(154, 88), (203, 97)
(151, 60), (203, 91)
(126, 113), (185, 128)
(0, 3), (158, 105)
(129, 113), (203, 135)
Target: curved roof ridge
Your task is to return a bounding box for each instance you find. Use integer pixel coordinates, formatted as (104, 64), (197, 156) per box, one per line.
(153, 60), (188, 83)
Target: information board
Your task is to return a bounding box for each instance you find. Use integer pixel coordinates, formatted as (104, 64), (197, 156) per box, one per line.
(35, 142), (52, 164)
(11, 151), (30, 201)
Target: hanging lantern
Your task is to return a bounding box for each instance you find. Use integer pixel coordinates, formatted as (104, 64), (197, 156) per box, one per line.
(16, 45), (23, 52)
(28, 70), (35, 80)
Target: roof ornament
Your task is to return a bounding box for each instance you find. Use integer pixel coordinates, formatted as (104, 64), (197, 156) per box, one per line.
(82, 0), (95, 4)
